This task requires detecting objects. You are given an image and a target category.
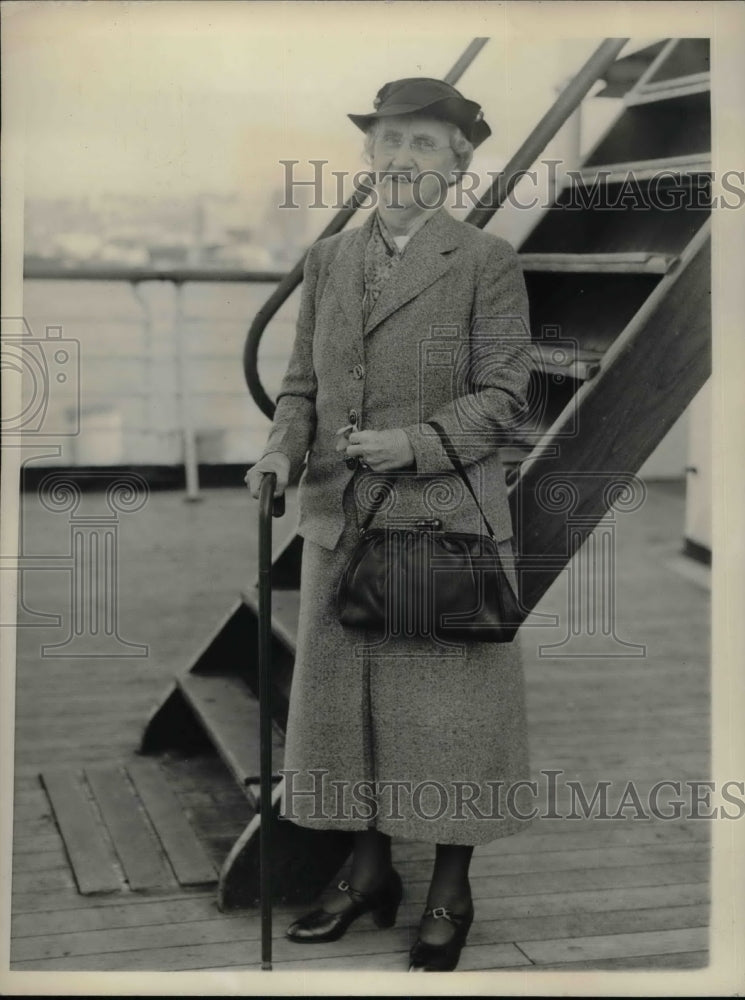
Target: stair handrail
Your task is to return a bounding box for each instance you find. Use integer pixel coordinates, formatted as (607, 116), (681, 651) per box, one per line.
(244, 36), (629, 419)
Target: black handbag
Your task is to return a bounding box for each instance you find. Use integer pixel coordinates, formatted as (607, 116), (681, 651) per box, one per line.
(336, 421), (525, 643)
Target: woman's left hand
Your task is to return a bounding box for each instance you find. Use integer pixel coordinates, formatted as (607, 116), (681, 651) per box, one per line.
(337, 428), (415, 471)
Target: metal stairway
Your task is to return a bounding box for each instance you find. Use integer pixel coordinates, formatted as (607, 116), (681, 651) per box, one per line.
(140, 37), (711, 909)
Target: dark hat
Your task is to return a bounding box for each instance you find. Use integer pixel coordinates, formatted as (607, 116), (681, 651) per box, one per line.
(348, 77), (491, 148)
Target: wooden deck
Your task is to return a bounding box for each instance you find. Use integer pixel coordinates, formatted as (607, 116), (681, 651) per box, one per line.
(10, 479), (710, 972)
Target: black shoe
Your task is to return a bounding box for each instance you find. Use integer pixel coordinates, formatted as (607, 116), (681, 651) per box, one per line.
(286, 868), (403, 944)
(408, 900), (475, 971)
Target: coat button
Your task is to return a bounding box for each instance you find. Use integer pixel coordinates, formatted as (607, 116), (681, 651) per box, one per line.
(346, 409), (359, 468)
(351, 364), (365, 379)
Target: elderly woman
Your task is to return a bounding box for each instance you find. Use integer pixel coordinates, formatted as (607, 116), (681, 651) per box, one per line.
(246, 77), (533, 972)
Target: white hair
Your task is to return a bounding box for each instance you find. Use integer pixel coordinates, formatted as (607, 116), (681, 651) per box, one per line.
(362, 117), (474, 177)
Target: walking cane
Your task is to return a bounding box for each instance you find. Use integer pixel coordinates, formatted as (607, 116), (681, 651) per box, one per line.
(258, 472), (285, 970)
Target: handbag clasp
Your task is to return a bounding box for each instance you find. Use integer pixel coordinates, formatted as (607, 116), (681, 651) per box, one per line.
(414, 518), (442, 531)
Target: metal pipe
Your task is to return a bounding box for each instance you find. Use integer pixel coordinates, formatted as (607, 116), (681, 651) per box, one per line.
(131, 283), (157, 466)
(443, 37), (489, 84)
(257, 472), (285, 968)
(23, 265), (287, 283)
(173, 284), (201, 502)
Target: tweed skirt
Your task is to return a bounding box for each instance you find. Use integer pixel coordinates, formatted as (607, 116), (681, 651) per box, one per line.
(279, 475), (534, 846)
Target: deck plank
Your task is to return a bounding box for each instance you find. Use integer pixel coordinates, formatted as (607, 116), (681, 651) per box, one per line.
(125, 760), (217, 887)
(11, 888), (214, 916)
(405, 860), (709, 896)
(11, 902), (708, 963)
(12, 836), (63, 857)
(526, 949), (708, 970)
(518, 926), (708, 964)
(11, 880), (708, 941)
(38, 769), (121, 895)
(12, 849), (69, 873)
(85, 764), (177, 892)
(9, 936), (529, 972)
(394, 822), (709, 861)
(394, 842), (708, 876)
(275, 943), (530, 972)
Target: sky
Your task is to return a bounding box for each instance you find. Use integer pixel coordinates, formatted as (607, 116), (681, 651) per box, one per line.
(2, 1), (637, 212)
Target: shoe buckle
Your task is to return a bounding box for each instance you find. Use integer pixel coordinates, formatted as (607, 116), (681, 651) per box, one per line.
(337, 878), (367, 903)
(431, 906), (449, 919)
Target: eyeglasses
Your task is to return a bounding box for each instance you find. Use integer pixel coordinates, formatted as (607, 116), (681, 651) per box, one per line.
(375, 132), (452, 156)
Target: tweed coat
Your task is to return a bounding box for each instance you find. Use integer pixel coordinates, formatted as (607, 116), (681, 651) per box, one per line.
(261, 206), (535, 845)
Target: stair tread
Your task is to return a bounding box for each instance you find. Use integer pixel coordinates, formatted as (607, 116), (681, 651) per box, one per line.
(638, 69), (710, 93)
(577, 154), (711, 185)
(178, 673), (285, 787)
(520, 252), (676, 275)
(533, 343), (602, 361)
(625, 74), (709, 106)
(529, 342), (603, 380)
(594, 41), (668, 99)
(241, 587), (300, 654)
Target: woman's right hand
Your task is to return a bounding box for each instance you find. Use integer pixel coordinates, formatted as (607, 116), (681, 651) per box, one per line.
(244, 452), (290, 499)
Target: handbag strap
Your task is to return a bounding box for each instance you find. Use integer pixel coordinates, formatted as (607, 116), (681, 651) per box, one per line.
(427, 420), (499, 541)
(357, 421), (500, 542)
(358, 474), (397, 534)
(428, 421), (518, 603)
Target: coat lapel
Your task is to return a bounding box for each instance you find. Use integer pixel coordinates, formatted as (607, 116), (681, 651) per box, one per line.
(363, 208), (462, 336)
(327, 212), (374, 352)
